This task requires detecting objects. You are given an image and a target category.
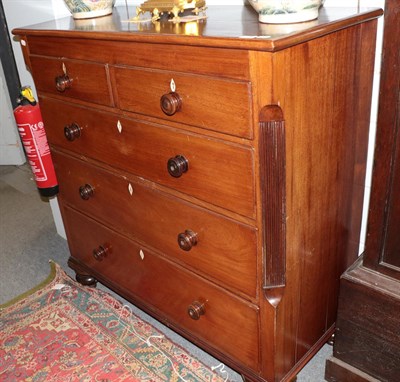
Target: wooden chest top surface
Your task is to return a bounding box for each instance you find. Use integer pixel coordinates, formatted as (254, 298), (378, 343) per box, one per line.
(13, 5), (382, 51)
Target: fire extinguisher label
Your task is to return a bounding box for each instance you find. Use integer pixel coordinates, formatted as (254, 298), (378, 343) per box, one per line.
(18, 121), (50, 182)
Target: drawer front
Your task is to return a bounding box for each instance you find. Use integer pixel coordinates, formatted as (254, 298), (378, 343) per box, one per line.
(63, 206), (260, 370)
(54, 151), (257, 297)
(113, 66), (253, 139)
(27, 37), (251, 80)
(41, 97), (255, 218)
(30, 56), (112, 106)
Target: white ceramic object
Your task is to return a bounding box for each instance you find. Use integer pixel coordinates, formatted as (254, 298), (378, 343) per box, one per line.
(63, 0), (115, 19)
(247, 0), (324, 24)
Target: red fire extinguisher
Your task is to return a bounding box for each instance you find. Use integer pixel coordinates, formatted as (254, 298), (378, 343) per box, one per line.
(14, 86), (59, 197)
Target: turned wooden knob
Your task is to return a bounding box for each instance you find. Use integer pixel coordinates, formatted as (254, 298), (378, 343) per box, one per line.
(93, 244), (110, 261)
(178, 230), (197, 251)
(160, 92), (182, 116)
(64, 123), (81, 141)
(188, 301), (205, 320)
(167, 155), (188, 178)
(79, 184), (94, 200)
(55, 74), (73, 92)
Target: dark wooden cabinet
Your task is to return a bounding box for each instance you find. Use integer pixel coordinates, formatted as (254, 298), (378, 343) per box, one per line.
(325, 0), (400, 380)
(13, 6), (382, 381)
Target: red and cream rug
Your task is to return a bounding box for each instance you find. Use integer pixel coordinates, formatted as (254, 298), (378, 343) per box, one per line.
(0, 262), (228, 381)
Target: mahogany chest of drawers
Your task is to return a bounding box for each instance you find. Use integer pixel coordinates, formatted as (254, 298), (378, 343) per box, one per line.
(14, 6), (382, 381)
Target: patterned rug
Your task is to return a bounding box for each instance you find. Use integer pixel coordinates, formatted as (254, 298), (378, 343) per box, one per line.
(0, 262), (228, 381)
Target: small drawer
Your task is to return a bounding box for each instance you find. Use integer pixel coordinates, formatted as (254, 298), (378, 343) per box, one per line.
(112, 66), (253, 139)
(30, 56), (112, 106)
(41, 97), (255, 218)
(53, 151), (257, 297)
(63, 206), (260, 370)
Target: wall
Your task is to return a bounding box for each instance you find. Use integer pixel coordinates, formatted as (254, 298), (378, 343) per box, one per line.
(2, 0), (385, 251)
(0, 61), (25, 165)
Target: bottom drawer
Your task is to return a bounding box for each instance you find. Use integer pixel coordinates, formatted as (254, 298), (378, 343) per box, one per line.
(63, 206), (260, 370)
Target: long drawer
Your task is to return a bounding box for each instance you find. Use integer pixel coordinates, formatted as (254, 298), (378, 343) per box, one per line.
(53, 151), (257, 297)
(30, 56), (113, 106)
(41, 97), (255, 218)
(63, 206), (260, 370)
(112, 66), (253, 139)
(26, 37), (251, 81)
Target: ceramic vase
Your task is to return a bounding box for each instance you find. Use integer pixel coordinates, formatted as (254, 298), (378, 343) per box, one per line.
(63, 0), (115, 19)
(247, 0), (324, 24)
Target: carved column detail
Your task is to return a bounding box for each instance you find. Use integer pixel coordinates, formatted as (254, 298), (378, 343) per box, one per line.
(259, 105), (286, 297)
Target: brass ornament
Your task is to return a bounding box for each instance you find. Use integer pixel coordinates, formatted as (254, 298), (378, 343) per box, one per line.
(130, 0), (206, 23)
